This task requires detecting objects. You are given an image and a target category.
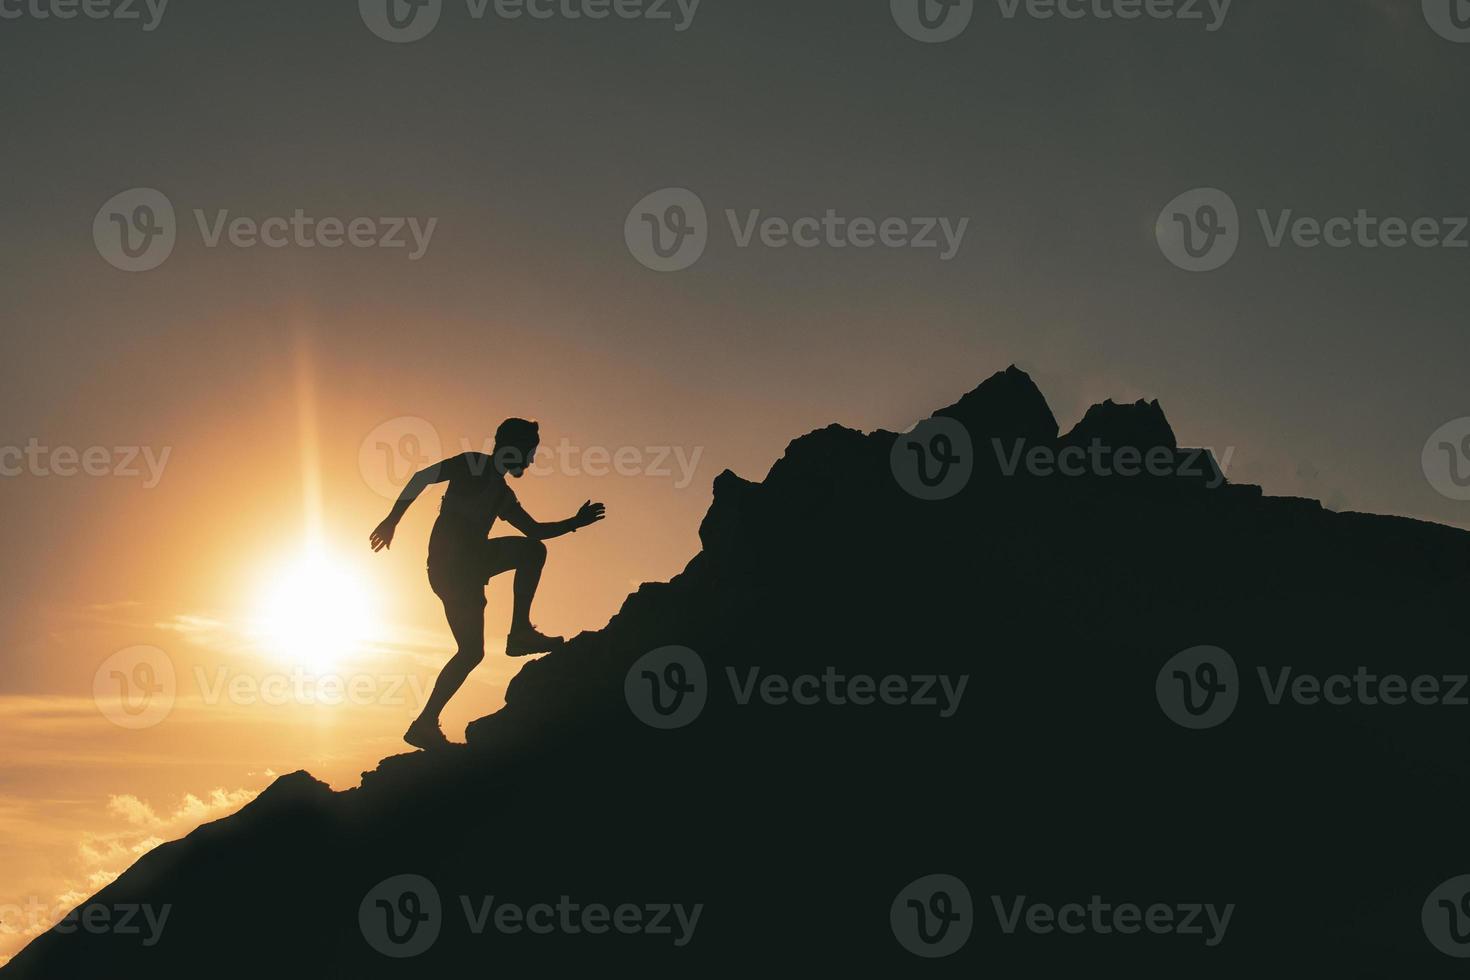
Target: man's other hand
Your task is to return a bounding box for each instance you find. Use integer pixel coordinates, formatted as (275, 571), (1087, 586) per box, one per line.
(370, 518), (398, 552)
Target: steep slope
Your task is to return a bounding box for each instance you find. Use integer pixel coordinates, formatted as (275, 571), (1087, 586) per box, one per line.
(7, 368), (1469, 977)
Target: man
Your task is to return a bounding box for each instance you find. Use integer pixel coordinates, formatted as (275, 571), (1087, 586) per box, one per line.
(370, 417), (605, 749)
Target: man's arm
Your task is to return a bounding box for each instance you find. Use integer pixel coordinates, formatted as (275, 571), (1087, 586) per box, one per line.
(369, 455), (466, 552)
(500, 496), (606, 541)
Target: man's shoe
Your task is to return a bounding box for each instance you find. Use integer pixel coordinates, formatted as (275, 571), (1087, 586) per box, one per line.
(505, 625), (565, 657)
(404, 718), (452, 750)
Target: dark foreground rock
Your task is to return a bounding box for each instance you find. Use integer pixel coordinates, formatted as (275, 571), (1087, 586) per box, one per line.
(8, 368), (1469, 977)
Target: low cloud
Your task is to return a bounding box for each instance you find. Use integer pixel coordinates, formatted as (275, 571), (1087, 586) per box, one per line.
(0, 785), (257, 965)
(106, 787), (256, 831)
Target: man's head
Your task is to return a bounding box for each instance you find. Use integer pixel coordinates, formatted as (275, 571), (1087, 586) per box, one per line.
(494, 417), (540, 477)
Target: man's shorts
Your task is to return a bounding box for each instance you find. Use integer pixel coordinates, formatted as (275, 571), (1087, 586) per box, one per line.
(427, 538), (530, 608)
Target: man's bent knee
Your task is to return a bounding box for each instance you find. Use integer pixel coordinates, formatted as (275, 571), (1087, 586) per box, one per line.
(455, 646), (485, 666)
(521, 538), (548, 563)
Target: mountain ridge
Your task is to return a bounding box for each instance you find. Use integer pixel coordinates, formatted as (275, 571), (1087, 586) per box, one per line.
(7, 366), (1469, 977)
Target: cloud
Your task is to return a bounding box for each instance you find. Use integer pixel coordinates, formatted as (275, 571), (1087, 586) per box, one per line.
(104, 787), (257, 833)
(85, 600), (141, 612)
(105, 795), (157, 828)
(0, 785), (258, 965)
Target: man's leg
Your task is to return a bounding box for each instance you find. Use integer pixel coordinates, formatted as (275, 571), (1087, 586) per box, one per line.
(415, 593), (485, 729)
(481, 536), (548, 632)
(481, 537), (561, 655)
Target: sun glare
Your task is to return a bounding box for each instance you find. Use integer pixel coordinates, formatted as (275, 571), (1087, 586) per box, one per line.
(253, 546), (378, 671)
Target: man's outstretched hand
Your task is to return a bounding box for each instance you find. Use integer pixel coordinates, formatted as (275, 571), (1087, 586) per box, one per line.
(576, 500), (606, 529)
(370, 517), (398, 552)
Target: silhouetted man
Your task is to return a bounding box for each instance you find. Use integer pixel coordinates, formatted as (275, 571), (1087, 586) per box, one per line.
(370, 418), (606, 749)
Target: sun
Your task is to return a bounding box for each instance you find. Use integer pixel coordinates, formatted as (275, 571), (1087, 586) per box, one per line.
(252, 545), (378, 671)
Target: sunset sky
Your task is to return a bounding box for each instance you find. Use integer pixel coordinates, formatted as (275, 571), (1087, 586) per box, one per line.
(2, 0), (1468, 965)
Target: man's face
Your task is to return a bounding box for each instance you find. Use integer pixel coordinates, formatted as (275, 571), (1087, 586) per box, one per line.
(500, 440), (538, 478)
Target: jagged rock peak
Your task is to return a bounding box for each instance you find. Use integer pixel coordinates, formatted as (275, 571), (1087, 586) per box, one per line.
(1061, 398), (1177, 451)
(932, 365), (1059, 443)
